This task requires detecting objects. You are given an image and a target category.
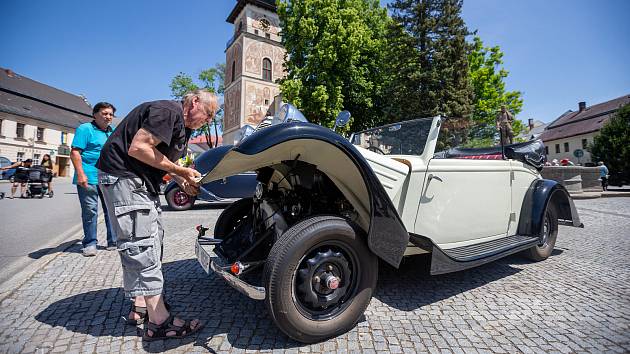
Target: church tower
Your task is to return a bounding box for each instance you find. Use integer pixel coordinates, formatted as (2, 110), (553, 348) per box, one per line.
(223, 0), (286, 145)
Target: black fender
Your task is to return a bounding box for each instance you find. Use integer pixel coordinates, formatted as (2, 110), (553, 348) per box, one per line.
(199, 122), (409, 267)
(517, 179), (583, 237)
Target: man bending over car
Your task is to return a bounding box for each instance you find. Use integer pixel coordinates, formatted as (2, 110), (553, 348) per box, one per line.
(97, 89), (219, 341)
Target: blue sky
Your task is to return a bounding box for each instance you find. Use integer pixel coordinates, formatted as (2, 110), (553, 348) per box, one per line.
(2, 0), (629, 124)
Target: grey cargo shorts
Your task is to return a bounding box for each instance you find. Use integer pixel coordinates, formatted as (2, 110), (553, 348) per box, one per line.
(99, 173), (164, 297)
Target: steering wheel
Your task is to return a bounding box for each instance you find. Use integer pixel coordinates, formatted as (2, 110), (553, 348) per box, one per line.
(368, 146), (385, 155)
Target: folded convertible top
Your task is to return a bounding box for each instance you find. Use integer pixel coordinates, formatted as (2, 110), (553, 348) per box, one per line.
(438, 140), (547, 170)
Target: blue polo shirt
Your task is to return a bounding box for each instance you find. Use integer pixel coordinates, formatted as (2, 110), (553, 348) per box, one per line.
(71, 121), (113, 185)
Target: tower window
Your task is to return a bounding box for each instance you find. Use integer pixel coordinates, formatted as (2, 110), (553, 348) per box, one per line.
(262, 58), (272, 81)
(231, 61), (236, 82)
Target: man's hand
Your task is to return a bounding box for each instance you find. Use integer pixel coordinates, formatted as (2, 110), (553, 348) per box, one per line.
(77, 173), (89, 188)
(172, 168), (201, 196)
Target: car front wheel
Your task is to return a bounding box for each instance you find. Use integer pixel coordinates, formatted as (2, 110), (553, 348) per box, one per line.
(524, 204), (558, 261)
(165, 187), (196, 211)
(263, 216), (378, 343)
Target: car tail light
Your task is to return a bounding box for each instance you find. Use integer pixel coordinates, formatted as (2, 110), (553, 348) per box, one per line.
(230, 262), (244, 276)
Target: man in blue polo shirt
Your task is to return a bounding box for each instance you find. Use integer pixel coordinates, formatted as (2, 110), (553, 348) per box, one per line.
(70, 102), (117, 256)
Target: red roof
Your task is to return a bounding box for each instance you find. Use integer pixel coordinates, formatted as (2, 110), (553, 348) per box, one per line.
(540, 94), (630, 142)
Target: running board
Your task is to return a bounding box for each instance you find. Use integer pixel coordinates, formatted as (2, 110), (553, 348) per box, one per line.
(428, 235), (539, 275)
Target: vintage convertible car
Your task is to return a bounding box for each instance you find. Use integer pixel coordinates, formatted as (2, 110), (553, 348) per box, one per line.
(194, 105), (583, 343)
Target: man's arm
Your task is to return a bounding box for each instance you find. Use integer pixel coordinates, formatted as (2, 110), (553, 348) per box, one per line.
(0, 161), (21, 170)
(128, 128), (200, 195)
(70, 148), (88, 188)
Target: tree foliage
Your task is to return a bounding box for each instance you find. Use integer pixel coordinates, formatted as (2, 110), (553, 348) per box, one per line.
(386, 0), (473, 148)
(589, 103), (630, 180)
(467, 36), (524, 144)
(278, 0), (390, 132)
(169, 63), (225, 147)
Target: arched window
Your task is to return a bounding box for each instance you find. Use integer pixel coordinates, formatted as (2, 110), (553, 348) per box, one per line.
(231, 61), (236, 82)
(262, 58), (272, 81)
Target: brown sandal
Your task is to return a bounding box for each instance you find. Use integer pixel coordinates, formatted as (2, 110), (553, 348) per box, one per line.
(142, 314), (204, 341)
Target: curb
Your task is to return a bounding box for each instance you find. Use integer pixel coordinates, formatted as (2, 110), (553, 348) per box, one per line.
(570, 192), (630, 199)
(0, 215), (104, 303)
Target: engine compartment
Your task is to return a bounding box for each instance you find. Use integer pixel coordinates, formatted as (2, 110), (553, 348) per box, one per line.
(214, 160), (357, 267)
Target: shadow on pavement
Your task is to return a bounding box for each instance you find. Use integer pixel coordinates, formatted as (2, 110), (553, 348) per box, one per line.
(161, 202), (228, 213)
(28, 239), (82, 259)
(33, 250), (551, 351)
(35, 259), (302, 352)
(374, 253), (528, 311)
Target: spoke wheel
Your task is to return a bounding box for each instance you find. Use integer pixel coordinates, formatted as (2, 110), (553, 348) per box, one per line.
(264, 216), (377, 343)
(524, 204), (558, 261)
(165, 187), (196, 211)
(294, 243), (358, 320)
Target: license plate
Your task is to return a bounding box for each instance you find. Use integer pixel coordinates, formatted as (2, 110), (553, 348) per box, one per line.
(195, 241), (211, 274)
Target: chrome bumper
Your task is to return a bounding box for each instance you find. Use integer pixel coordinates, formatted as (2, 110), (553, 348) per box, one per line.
(195, 239), (265, 301)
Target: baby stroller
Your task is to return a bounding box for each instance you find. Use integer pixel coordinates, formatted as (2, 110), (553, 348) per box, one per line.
(25, 166), (53, 198)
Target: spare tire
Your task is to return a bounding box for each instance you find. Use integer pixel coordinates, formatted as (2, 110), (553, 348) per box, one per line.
(214, 197), (253, 239)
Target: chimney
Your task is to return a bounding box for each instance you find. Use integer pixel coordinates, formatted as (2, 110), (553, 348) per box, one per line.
(528, 118), (534, 131)
(578, 101), (586, 111)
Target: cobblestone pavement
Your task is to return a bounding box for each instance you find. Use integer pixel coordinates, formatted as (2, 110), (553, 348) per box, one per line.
(0, 198), (628, 353)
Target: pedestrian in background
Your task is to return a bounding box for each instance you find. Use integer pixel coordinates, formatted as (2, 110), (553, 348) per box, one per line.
(599, 161), (609, 191)
(70, 102), (117, 257)
(0, 159), (32, 198)
(40, 154), (54, 196)
(97, 89), (218, 341)
(496, 105), (514, 145)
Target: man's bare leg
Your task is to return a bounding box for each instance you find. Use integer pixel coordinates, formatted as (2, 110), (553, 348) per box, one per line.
(128, 295), (147, 322)
(145, 294), (201, 337)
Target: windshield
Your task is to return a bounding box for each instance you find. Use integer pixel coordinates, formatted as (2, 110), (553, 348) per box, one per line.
(350, 118), (434, 156)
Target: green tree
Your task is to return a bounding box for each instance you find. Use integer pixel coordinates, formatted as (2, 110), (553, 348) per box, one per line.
(589, 103), (630, 182)
(278, 0), (390, 132)
(467, 36), (524, 145)
(169, 63), (225, 147)
(386, 0), (473, 148)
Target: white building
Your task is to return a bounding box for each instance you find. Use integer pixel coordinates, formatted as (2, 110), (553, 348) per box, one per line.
(0, 68), (93, 177)
(540, 95), (630, 165)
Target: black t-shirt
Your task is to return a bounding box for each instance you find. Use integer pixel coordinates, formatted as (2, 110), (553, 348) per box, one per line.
(97, 100), (191, 195)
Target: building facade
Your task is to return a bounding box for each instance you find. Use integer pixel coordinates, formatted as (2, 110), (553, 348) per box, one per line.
(223, 0), (286, 145)
(0, 68), (93, 177)
(540, 95), (630, 165)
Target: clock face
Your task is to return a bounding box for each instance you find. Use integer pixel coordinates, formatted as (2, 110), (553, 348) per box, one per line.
(259, 18), (271, 32)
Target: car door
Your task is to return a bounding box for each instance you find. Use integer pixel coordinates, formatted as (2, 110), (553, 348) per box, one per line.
(414, 158), (512, 248)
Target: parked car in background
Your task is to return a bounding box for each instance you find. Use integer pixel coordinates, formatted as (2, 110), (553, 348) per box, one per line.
(164, 147), (257, 211)
(0, 156), (16, 181)
(608, 171), (630, 188)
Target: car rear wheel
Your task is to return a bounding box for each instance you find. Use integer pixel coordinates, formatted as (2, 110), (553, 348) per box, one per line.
(214, 197), (253, 239)
(165, 187), (196, 211)
(263, 216), (377, 343)
(524, 204), (558, 261)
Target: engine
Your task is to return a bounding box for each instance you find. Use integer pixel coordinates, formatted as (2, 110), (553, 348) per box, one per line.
(216, 160), (356, 264)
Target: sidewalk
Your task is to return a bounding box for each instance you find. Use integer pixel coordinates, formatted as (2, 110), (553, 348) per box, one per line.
(571, 186), (630, 199)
